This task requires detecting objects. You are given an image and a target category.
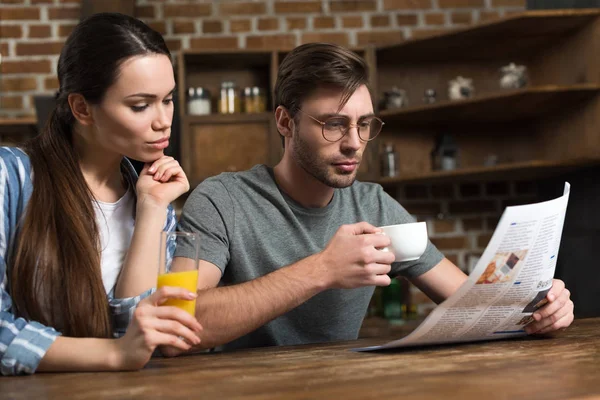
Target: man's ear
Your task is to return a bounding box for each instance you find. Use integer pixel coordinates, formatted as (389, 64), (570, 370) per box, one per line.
(68, 93), (94, 126)
(275, 106), (294, 139)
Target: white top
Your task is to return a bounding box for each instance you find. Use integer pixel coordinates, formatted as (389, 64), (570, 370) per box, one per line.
(93, 188), (135, 294)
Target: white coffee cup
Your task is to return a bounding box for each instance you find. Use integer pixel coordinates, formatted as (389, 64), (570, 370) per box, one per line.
(379, 222), (428, 262)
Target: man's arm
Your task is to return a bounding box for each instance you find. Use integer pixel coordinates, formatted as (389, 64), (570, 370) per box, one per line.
(191, 258), (326, 349)
(409, 257), (468, 304)
(165, 223), (395, 353)
(410, 258), (574, 334)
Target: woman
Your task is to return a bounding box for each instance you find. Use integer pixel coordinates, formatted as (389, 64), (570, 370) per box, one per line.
(0, 13), (202, 375)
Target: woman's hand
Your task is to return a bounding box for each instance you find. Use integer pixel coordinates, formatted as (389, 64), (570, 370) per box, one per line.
(113, 286), (203, 371)
(136, 156), (190, 209)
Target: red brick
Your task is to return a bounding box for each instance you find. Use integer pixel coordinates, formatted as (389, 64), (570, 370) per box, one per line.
(275, 1), (322, 13)
(219, 2), (266, 15)
(451, 11), (473, 24)
(147, 22), (167, 35)
(425, 13), (445, 25)
(173, 21), (196, 34)
(357, 30), (404, 46)
(313, 16), (335, 29)
(230, 19), (251, 33)
(165, 39), (182, 52)
(31, 0), (53, 3)
(462, 217), (483, 231)
(448, 200), (496, 214)
(190, 37), (238, 50)
(438, 0), (484, 8)
(16, 42), (64, 56)
(258, 18), (279, 31)
(486, 182), (509, 196)
(0, 43), (9, 57)
(431, 184), (454, 199)
(0, 96), (24, 109)
(459, 183), (481, 197)
(164, 4), (211, 18)
(342, 15), (363, 28)
(1, 77), (38, 92)
(492, 0), (524, 6)
(412, 28), (448, 39)
(287, 17), (307, 30)
(44, 77), (59, 90)
(0, 0), (26, 3)
(445, 253), (459, 266)
(479, 11), (501, 22)
(0, 7), (40, 20)
(371, 15), (390, 28)
(247, 34), (296, 50)
(403, 202), (441, 216)
(28, 24), (52, 38)
(58, 23), (77, 38)
(48, 7), (80, 20)
(396, 14), (419, 26)
(135, 6), (155, 19)
(404, 184), (428, 199)
(301, 33), (349, 46)
(330, 0), (376, 12)
(383, 0), (432, 10)
(431, 236), (468, 250)
(59, 0), (81, 3)
(1, 60), (52, 74)
(0, 26), (22, 38)
(203, 20), (223, 33)
(477, 233), (493, 248)
(434, 219), (456, 234)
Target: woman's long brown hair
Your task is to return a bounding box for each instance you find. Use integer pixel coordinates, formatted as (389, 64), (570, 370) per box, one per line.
(9, 13), (171, 338)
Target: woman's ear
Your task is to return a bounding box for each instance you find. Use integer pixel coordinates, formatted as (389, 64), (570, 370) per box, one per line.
(68, 93), (94, 126)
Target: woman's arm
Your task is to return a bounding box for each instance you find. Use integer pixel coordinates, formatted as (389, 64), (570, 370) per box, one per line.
(35, 287), (202, 374)
(115, 157), (189, 298)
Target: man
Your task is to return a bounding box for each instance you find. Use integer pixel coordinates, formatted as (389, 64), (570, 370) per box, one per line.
(172, 43), (573, 353)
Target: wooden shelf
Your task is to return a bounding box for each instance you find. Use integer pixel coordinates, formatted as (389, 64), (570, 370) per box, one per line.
(183, 112), (272, 125)
(376, 9), (600, 63)
(379, 84), (600, 126)
(0, 117), (37, 127)
(374, 158), (600, 185)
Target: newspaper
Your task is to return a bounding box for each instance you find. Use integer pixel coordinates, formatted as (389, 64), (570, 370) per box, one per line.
(355, 182), (571, 351)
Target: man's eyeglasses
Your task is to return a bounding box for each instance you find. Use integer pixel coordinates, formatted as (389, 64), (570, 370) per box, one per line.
(296, 109), (384, 142)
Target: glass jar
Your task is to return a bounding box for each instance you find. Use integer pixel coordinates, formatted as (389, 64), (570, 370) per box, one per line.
(243, 87), (254, 113)
(187, 87), (211, 115)
(381, 143), (399, 178)
(219, 81), (240, 114)
(243, 86), (267, 113)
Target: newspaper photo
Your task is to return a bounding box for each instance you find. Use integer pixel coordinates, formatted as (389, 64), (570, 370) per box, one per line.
(355, 182), (571, 351)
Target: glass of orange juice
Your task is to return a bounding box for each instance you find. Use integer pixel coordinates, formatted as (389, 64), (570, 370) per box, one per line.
(157, 231), (200, 316)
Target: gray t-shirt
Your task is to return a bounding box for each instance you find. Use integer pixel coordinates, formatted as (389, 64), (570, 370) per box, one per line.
(178, 165), (443, 351)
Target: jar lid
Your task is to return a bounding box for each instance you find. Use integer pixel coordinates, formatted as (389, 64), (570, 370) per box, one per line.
(188, 87), (210, 98)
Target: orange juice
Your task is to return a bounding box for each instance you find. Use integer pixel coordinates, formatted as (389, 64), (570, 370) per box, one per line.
(156, 270), (199, 316)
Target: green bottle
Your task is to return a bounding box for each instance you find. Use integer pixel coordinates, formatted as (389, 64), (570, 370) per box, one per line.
(383, 278), (404, 325)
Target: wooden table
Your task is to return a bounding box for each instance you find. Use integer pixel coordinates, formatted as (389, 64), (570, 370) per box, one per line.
(2, 318), (599, 399)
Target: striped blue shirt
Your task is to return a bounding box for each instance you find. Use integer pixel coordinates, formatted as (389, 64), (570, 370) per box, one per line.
(0, 147), (177, 375)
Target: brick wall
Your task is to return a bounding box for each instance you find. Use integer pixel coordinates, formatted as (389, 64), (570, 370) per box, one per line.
(390, 179), (539, 314)
(1, 0), (533, 316)
(1, 0), (525, 117)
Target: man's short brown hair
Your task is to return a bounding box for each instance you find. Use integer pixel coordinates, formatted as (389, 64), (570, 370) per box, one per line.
(274, 42), (371, 125)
